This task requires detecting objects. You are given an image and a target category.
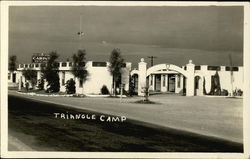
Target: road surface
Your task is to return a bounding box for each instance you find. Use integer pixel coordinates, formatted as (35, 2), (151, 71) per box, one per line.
(8, 94), (242, 152)
(8, 91), (243, 143)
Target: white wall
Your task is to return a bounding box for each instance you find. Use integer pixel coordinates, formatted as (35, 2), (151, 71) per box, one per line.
(77, 61), (113, 94)
(195, 66), (244, 94)
(16, 61), (131, 95)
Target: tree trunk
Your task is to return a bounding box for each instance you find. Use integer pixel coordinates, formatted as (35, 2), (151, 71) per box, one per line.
(114, 80), (116, 96)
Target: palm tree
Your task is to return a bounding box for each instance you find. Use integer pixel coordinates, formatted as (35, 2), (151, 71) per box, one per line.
(71, 49), (88, 94)
(9, 55), (17, 72)
(109, 48), (124, 96)
(41, 51), (60, 93)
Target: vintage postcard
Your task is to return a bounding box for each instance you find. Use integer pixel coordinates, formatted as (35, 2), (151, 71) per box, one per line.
(1, 1), (250, 158)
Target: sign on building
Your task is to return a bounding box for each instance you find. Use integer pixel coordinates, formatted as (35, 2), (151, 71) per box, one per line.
(32, 53), (50, 63)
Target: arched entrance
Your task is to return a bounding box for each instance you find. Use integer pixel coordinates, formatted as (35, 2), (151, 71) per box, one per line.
(131, 69), (139, 95)
(146, 64), (191, 95)
(133, 58), (200, 96)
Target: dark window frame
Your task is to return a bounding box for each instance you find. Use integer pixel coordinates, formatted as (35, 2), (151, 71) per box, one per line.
(92, 62), (107, 67)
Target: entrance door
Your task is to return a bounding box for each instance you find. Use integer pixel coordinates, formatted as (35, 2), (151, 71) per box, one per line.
(168, 75), (175, 92)
(155, 74), (161, 92)
(12, 73), (16, 83)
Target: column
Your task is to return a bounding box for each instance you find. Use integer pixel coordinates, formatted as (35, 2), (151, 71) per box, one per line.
(37, 71), (41, 81)
(186, 60), (195, 96)
(10, 72), (13, 83)
(148, 75), (152, 90)
(165, 74), (168, 92)
(138, 58), (147, 96)
(175, 75), (178, 93)
(18, 72), (22, 91)
(152, 74), (155, 91)
(59, 71), (63, 92)
(201, 65), (209, 94)
(180, 75), (184, 91)
(161, 74), (167, 92)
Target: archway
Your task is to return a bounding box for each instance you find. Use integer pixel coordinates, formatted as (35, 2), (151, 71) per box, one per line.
(130, 69), (139, 95)
(133, 58), (196, 96)
(146, 64), (192, 95)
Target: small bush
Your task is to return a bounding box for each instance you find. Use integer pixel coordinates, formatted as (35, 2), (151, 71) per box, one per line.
(221, 89), (229, 96)
(101, 85), (110, 95)
(237, 89), (243, 96)
(233, 89), (243, 96)
(25, 82), (29, 91)
(65, 79), (76, 94)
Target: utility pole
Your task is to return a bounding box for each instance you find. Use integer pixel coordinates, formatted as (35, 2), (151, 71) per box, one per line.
(77, 14), (84, 49)
(147, 56), (157, 66)
(229, 54), (234, 97)
(77, 14), (85, 95)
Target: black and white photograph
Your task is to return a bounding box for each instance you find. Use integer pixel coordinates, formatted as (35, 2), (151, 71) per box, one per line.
(1, 1), (250, 158)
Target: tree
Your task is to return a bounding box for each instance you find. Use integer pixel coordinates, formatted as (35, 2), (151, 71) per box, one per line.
(128, 75), (136, 96)
(41, 51), (60, 93)
(208, 71), (221, 95)
(71, 49), (88, 94)
(22, 69), (37, 89)
(101, 85), (110, 95)
(37, 79), (44, 90)
(9, 55), (17, 72)
(109, 48), (124, 96)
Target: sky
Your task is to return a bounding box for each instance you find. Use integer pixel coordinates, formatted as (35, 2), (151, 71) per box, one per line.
(9, 6), (243, 67)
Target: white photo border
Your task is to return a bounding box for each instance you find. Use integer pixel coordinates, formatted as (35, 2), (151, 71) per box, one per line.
(1, 1), (250, 158)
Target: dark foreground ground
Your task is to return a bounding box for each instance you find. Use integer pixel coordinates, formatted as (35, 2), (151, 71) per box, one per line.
(8, 95), (243, 152)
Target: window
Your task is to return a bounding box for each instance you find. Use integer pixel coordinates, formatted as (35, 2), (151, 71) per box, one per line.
(25, 64), (28, 68)
(195, 66), (201, 70)
(69, 62), (72, 67)
(20, 64), (24, 68)
(208, 66), (221, 71)
(62, 62), (67, 67)
(35, 64), (39, 67)
(226, 66), (239, 71)
(8, 73), (11, 80)
(92, 62), (107, 67)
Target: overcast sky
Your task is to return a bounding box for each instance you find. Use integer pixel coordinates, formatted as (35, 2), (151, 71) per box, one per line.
(9, 6), (243, 67)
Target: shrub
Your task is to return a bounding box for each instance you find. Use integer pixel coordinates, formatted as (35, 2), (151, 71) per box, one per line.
(101, 85), (110, 95)
(237, 89), (243, 96)
(233, 89), (243, 96)
(221, 89), (229, 96)
(65, 79), (76, 94)
(25, 82), (29, 91)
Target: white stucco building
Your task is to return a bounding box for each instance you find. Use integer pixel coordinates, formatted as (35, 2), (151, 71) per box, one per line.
(9, 58), (243, 97)
(131, 58), (243, 96)
(13, 61), (131, 94)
